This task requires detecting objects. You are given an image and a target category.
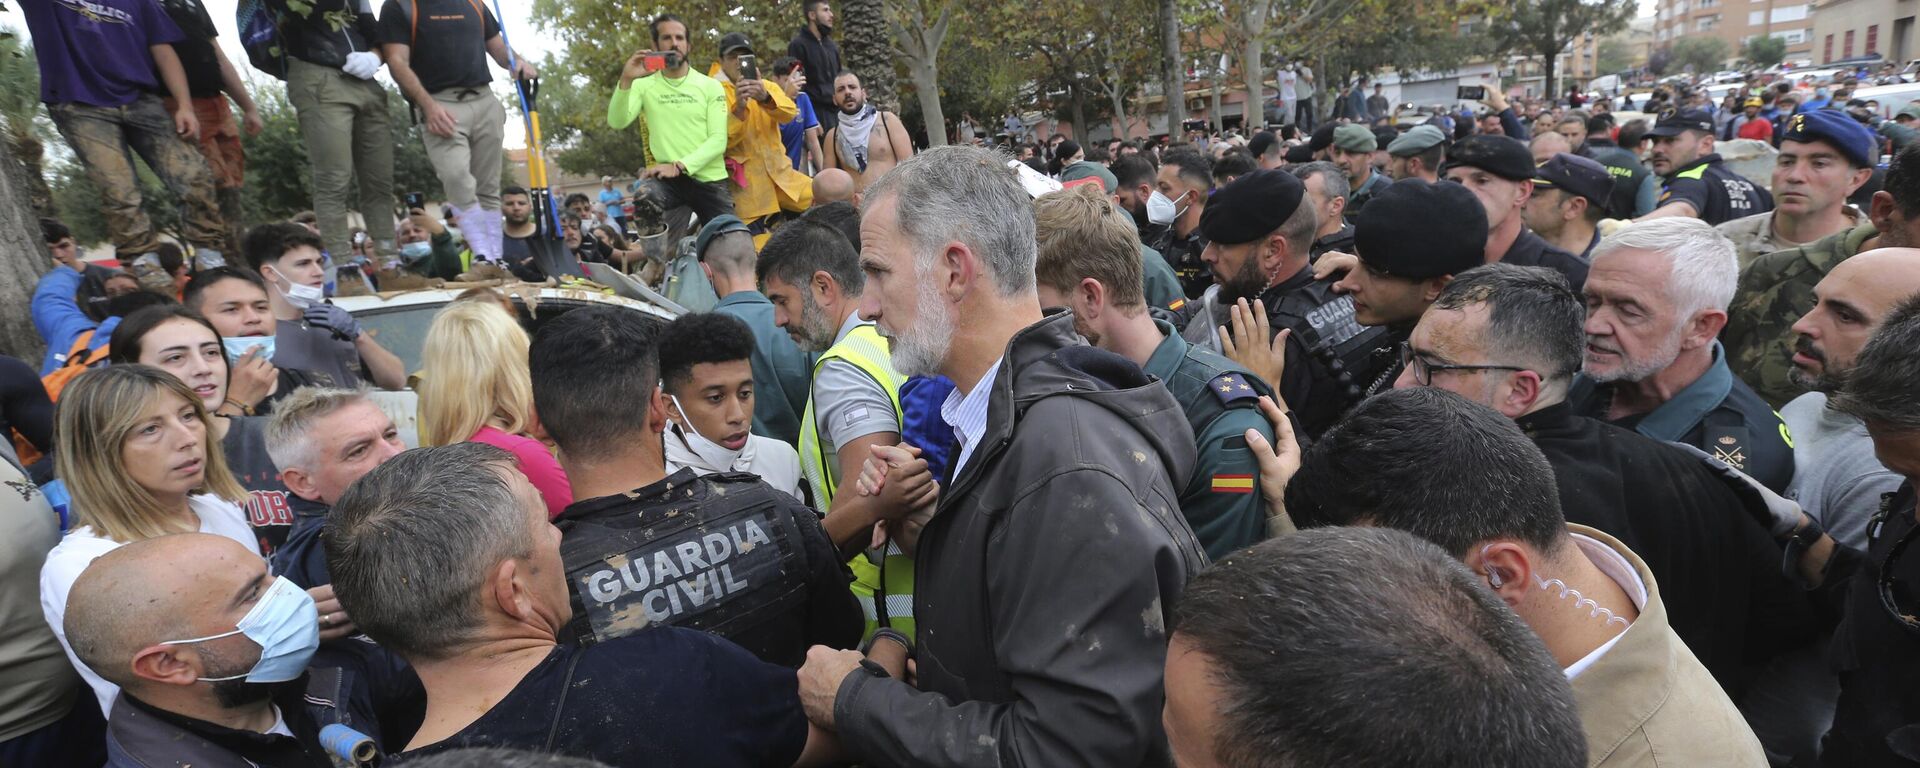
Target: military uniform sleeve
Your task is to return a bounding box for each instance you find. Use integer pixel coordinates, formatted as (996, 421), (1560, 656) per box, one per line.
(836, 468), (1187, 767)
(1659, 175), (1710, 215)
(1183, 404), (1273, 560)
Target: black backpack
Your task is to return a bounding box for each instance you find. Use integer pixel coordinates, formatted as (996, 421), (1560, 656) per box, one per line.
(236, 0), (288, 80)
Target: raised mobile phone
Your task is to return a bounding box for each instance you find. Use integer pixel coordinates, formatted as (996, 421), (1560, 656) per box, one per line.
(404, 191), (425, 210)
(644, 52), (670, 73)
(1457, 85), (1487, 100)
(739, 54), (759, 82)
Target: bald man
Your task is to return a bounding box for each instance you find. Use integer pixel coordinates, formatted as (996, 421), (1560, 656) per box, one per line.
(1740, 247), (1920, 764)
(1530, 131), (1571, 166)
(812, 167), (859, 207)
(64, 533), (333, 766)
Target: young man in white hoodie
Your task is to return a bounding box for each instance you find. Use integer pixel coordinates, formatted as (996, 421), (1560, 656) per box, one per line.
(659, 312), (804, 500)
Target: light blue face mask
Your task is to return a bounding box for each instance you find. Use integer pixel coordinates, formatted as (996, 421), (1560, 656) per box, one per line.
(399, 240), (433, 264)
(161, 576), (320, 683)
(221, 335), (276, 364)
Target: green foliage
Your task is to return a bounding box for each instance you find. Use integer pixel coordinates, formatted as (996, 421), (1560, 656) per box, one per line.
(1742, 35), (1788, 69)
(1670, 36), (1730, 74)
(1596, 36), (1634, 74)
(237, 86), (442, 225)
(1489, 0), (1637, 97)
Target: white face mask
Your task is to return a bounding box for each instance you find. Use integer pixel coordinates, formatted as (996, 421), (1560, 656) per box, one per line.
(266, 266), (324, 309)
(667, 395), (753, 472)
(1146, 189), (1187, 226)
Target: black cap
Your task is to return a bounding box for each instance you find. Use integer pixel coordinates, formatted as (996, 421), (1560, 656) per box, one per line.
(1199, 170), (1307, 245)
(1439, 134), (1535, 181)
(1308, 123), (1337, 153)
(1283, 143), (1316, 164)
(1247, 131), (1279, 158)
(1353, 179), (1487, 280)
(1371, 125), (1400, 150)
(1533, 153), (1615, 211)
(718, 32), (754, 55)
(1646, 106), (1715, 137)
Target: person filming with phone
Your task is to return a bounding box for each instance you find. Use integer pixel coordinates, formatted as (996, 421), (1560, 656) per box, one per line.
(377, 0), (534, 266)
(716, 33), (813, 245)
(608, 14), (736, 232)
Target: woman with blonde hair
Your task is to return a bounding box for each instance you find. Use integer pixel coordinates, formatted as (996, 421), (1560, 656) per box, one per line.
(36, 365), (341, 716)
(417, 300), (572, 517)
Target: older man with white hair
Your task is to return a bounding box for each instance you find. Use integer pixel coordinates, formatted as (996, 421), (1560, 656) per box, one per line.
(793, 145), (1208, 767)
(1566, 217), (1795, 492)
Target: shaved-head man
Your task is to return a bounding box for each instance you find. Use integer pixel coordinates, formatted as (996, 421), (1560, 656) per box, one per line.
(64, 533), (329, 765)
(1742, 248), (1920, 765)
(812, 167), (858, 207)
(1531, 132), (1571, 166)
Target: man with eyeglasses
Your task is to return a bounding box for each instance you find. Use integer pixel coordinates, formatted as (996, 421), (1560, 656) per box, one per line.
(1329, 178), (1489, 399)
(1391, 262), (1820, 694)
(1716, 293), (1920, 768)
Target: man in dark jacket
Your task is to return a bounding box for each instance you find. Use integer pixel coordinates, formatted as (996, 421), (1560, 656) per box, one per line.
(1393, 263), (1819, 693)
(64, 534), (335, 767)
(796, 145), (1208, 766)
(786, 0), (841, 133)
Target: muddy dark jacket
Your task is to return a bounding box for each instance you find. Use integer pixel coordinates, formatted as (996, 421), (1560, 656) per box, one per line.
(834, 313), (1207, 767)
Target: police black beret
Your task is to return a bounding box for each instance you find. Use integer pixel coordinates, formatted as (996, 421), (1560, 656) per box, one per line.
(1353, 179), (1487, 280)
(1439, 134), (1535, 181)
(1534, 153), (1615, 210)
(1780, 109), (1877, 168)
(1199, 169), (1307, 245)
(1284, 143), (1316, 164)
(1308, 123), (1337, 153)
(1372, 125), (1400, 150)
(1247, 131), (1280, 158)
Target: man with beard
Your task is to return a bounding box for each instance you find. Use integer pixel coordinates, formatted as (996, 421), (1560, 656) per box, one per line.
(1567, 218), (1794, 492)
(608, 15), (735, 226)
(1384, 125), (1445, 183)
(785, 0), (841, 134)
(822, 71), (914, 191)
(1734, 249), (1920, 768)
(756, 219), (920, 640)
(1197, 170), (1385, 438)
(1638, 107), (1773, 225)
(1111, 154), (1164, 242)
(1032, 184), (1273, 558)
(796, 143), (1205, 768)
(1329, 125), (1387, 220)
(63, 533), (332, 766)
(496, 186), (545, 282)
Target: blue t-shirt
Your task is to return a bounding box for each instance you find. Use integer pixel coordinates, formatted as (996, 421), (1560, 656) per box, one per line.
(19, 0), (184, 107)
(597, 187), (625, 219)
(782, 92), (821, 170)
(397, 629), (807, 767)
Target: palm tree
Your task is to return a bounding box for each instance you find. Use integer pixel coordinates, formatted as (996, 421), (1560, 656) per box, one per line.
(841, 0), (899, 110)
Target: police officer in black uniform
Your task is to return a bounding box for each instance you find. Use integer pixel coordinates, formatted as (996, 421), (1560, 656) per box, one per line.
(527, 305), (863, 668)
(1440, 134), (1592, 290)
(1580, 112), (1656, 219)
(1643, 106), (1774, 225)
(1329, 179), (1490, 400)
(1178, 169), (1392, 439)
(1153, 146), (1215, 298)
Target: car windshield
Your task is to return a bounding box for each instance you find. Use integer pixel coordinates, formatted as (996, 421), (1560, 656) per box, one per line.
(350, 296), (666, 375)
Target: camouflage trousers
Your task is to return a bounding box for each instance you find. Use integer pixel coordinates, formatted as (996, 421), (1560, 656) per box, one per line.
(46, 95), (228, 260)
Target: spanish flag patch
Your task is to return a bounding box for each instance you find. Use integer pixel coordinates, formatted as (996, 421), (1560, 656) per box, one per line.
(1211, 474), (1254, 494)
(1168, 298), (1186, 311)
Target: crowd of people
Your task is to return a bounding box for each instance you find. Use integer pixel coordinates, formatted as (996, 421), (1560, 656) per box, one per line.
(11, 0), (1920, 765)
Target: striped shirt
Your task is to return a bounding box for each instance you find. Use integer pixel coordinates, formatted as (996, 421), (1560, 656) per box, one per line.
(942, 359), (1002, 478)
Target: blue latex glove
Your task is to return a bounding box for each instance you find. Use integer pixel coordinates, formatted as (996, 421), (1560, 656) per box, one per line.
(304, 303), (362, 341)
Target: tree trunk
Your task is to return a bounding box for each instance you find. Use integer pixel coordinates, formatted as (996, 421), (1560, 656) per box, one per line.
(1242, 7), (1268, 130)
(1069, 83), (1088, 143)
(1109, 83), (1130, 141)
(1209, 62), (1225, 133)
(1542, 45), (1559, 103)
(1161, 0), (1184, 136)
(0, 129), (51, 364)
(910, 57), (948, 148)
(844, 0), (899, 110)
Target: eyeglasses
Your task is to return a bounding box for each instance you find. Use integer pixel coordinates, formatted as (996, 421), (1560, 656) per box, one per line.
(1398, 342), (1527, 386)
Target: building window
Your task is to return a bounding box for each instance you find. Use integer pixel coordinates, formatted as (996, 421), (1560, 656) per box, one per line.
(1749, 10), (1764, 25)
(1770, 4), (1809, 22)
(1782, 29), (1808, 45)
(1869, 24), (1880, 54)
(1826, 33), (1834, 62)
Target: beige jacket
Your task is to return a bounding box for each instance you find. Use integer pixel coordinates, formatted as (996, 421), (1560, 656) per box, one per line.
(1567, 524), (1768, 768)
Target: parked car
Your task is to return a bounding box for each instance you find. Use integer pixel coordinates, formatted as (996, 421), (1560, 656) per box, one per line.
(335, 284), (677, 376)
(1855, 81), (1920, 119)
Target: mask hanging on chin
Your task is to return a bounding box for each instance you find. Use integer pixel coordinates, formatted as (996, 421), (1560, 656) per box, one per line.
(667, 395), (753, 472)
(266, 266), (324, 309)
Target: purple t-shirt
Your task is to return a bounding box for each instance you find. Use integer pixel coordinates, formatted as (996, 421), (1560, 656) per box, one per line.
(20, 0), (184, 107)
